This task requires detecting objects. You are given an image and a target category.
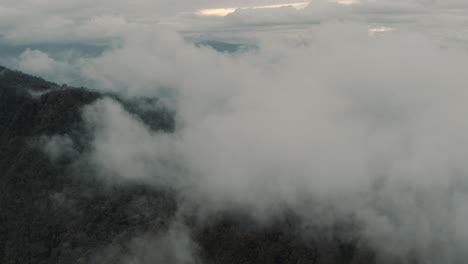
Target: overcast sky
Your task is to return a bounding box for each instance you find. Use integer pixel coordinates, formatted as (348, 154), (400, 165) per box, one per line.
(1, 0), (467, 45)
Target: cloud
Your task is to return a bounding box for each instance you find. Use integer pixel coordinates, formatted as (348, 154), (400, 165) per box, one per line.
(0, 1), (314, 44)
(81, 98), (181, 187)
(7, 0), (468, 262)
(12, 49), (78, 84)
(40, 135), (78, 163)
(15, 49), (61, 73)
(1, 0), (467, 48)
(30, 19), (464, 261)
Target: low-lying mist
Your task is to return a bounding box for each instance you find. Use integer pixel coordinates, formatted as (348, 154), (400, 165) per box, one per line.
(16, 20), (468, 263)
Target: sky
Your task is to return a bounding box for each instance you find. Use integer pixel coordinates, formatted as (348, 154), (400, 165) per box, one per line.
(2, 0), (468, 263)
(0, 0), (467, 45)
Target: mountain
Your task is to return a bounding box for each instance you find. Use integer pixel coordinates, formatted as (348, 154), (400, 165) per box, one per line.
(0, 66), (177, 263)
(0, 66), (376, 264)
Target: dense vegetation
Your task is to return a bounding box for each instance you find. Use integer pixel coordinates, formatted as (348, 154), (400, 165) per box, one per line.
(0, 66), (176, 263)
(0, 66), (379, 264)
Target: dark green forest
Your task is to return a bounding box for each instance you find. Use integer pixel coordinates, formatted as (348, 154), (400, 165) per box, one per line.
(1, 65), (383, 264)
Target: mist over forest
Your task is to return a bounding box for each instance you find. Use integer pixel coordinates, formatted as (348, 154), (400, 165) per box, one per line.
(1, 1), (468, 263)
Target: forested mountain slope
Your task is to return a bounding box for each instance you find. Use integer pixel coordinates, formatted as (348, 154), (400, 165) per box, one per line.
(0, 66), (376, 264)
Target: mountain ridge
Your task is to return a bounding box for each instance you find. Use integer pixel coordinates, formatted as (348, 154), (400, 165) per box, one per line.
(0, 66), (377, 264)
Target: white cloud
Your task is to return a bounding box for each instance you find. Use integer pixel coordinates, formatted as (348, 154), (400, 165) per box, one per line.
(39, 20), (467, 261)
(16, 49), (64, 75)
(5, 0), (468, 261)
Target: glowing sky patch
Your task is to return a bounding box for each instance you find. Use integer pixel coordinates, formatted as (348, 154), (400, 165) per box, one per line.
(335, 0), (358, 4)
(198, 7), (237, 16)
(198, 2), (309, 16)
(368, 26), (395, 35)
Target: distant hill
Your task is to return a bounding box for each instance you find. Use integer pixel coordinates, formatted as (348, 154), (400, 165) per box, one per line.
(194, 40), (255, 53)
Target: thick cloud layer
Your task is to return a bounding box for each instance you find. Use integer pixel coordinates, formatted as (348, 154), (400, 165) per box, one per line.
(3, 0), (468, 263)
(29, 21), (467, 262)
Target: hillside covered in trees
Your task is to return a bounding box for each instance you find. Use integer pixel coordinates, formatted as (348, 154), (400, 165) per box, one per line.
(1, 65), (393, 264)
